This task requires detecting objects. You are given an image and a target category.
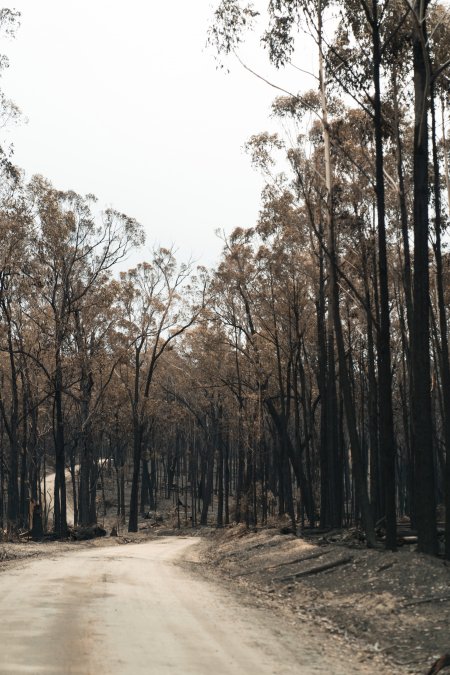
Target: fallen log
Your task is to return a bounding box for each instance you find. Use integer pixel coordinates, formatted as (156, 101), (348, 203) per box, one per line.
(68, 525), (107, 541)
(232, 549), (333, 577)
(275, 556), (354, 582)
(268, 549), (333, 570)
(402, 594), (450, 609)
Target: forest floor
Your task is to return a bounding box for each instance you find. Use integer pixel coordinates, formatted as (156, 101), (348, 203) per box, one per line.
(196, 524), (450, 675)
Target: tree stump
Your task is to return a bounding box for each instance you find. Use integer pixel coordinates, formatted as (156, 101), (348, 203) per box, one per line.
(31, 504), (44, 540)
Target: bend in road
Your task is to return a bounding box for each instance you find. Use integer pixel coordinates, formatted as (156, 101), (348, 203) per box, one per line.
(0, 538), (382, 674)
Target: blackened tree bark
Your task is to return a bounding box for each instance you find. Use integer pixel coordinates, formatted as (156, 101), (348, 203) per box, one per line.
(318, 2), (375, 546)
(54, 348), (68, 537)
(0, 295), (20, 530)
(410, 0), (438, 555)
(75, 336), (96, 525)
(431, 84), (450, 559)
(128, 338), (145, 533)
(216, 406), (224, 528)
(369, 0), (397, 550)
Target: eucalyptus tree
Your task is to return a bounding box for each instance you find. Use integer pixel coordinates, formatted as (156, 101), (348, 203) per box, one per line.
(25, 176), (142, 535)
(72, 278), (126, 526)
(211, 0), (378, 545)
(159, 323), (237, 528)
(402, 0), (436, 553)
(213, 228), (295, 527)
(398, 0), (450, 555)
(0, 8), (21, 178)
(328, 0), (450, 553)
(117, 249), (206, 533)
(331, 0), (403, 550)
(427, 4), (450, 559)
(0, 179), (31, 529)
(214, 222), (320, 529)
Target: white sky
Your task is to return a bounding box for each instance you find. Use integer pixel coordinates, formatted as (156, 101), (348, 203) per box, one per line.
(1, 1), (314, 268)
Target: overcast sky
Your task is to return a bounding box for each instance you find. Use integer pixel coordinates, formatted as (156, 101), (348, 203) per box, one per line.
(1, 1), (314, 268)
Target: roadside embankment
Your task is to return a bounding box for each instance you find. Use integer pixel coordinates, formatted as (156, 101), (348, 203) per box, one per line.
(197, 525), (450, 674)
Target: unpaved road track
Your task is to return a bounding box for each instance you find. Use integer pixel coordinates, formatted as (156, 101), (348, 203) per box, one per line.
(0, 538), (387, 674)
(43, 469), (77, 527)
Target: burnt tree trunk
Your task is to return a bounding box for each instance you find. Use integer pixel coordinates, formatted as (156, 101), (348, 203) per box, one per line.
(411, 2), (438, 555)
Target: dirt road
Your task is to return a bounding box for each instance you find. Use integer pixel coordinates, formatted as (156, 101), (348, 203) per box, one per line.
(43, 469), (76, 527)
(0, 538), (388, 674)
